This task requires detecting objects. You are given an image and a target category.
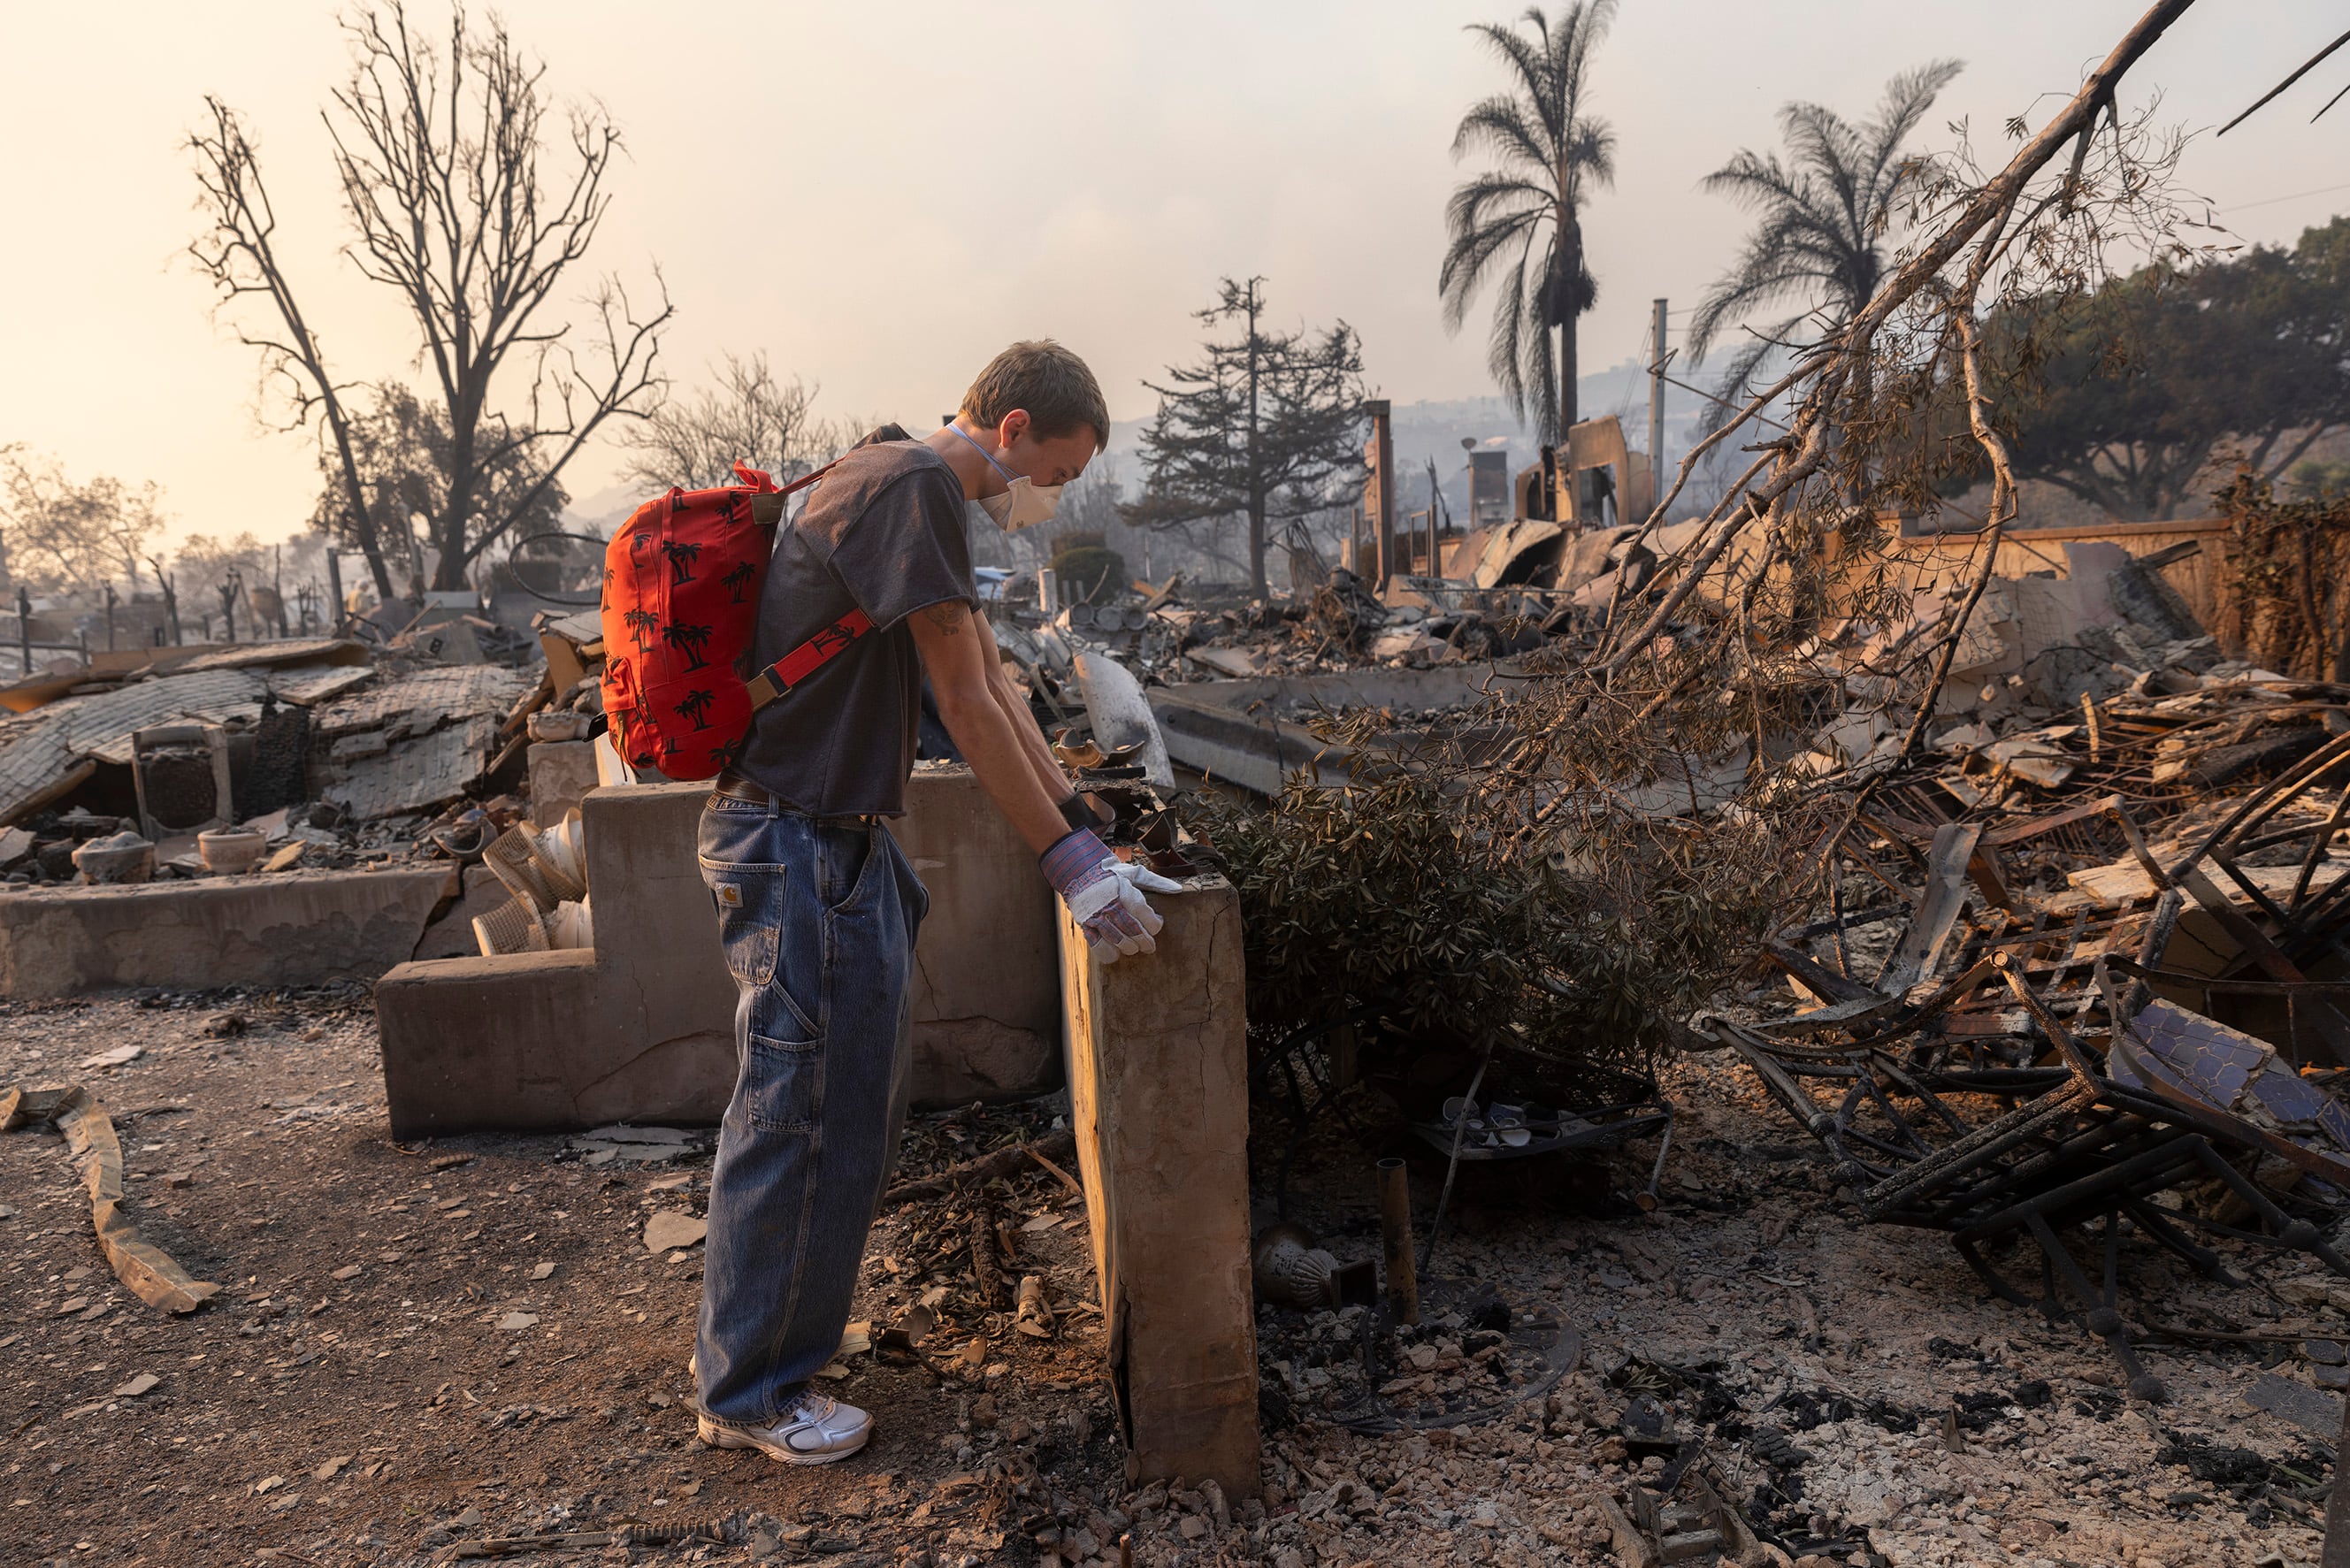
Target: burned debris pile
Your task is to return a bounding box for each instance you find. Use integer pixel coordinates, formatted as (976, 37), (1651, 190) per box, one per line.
(0, 596), (620, 967)
(1710, 703), (2350, 1399)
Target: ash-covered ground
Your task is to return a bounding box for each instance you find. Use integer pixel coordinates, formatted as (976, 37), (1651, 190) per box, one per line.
(1, 994), (2335, 1568)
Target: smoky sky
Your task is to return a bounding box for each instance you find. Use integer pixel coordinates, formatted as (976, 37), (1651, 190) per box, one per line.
(3, 1), (2342, 546)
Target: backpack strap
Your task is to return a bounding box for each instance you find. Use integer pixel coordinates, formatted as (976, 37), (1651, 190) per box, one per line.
(736, 451), (870, 708)
(742, 455), (846, 524)
(745, 608), (874, 708)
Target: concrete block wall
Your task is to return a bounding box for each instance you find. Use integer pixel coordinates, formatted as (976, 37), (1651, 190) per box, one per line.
(376, 768), (1063, 1134)
(896, 761), (1061, 1101)
(377, 783), (733, 1136)
(0, 867), (454, 998)
(527, 740), (600, 822)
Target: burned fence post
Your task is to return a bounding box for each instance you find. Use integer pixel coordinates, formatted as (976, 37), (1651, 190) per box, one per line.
(2326, 1388), (2350, 1568)
(1377, 1156), (1420, 1327)
(1060, 874), (1259, 1499)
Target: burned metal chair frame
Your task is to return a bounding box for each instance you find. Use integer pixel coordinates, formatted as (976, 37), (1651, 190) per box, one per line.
(1720, 952), (2350, 1398)
(2157, 733), (2350, 1058)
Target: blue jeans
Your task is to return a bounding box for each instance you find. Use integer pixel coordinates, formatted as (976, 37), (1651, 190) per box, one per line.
(693, 793), (927, 1426)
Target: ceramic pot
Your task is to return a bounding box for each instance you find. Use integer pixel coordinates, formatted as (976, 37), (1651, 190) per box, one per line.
(197, 827), (268, 874)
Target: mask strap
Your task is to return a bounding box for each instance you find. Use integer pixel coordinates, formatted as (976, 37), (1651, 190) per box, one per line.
(945, 423), (1018, 485)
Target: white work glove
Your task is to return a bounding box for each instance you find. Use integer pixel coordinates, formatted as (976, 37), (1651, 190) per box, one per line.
(1055, 795), (1185, 898)
(1040, 829), (1164, 965)
(1110, 860), (1184, 896)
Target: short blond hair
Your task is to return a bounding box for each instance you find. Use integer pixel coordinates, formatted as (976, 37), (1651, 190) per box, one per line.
(961, 340), (1108, 450)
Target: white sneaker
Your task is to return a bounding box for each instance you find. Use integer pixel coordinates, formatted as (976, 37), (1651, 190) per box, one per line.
(697, 1393), (872, 1465)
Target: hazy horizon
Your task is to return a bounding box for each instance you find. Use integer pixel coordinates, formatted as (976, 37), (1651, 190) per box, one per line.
(4, 1), (2345, 558)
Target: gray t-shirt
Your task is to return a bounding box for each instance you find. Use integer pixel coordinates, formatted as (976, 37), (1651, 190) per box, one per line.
(733, 431), (974, 815)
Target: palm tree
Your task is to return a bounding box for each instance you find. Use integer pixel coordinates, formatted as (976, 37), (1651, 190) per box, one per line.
(1688, 61), (1963, 418)
(1439, 3), (1618, 448)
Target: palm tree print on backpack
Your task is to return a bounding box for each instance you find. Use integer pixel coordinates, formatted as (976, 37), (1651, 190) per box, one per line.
(720, 560), (757, 606)
(673, 687), (716, 732)
(662, 539), (702, 586)
(624, 606), (659, 652)
(663, 620), (715, 671)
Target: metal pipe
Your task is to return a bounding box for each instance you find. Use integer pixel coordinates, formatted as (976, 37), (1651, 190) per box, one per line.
(1634, 1112), (1676, 1212)
(1649, 296), (1668, 520)
(1376, 1158), (1419, 1326)
(1419, 1046), (1493, 1280)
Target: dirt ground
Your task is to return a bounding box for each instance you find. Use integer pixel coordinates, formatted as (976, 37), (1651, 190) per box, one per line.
(1, 991), (2340, 1568)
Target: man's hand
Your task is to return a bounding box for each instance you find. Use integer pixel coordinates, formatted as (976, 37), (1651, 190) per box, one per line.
(1040, 828), (1164, 965)
(910, 600), (1166, 963)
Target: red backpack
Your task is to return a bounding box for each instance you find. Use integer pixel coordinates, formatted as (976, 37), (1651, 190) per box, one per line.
(599, 460), (869, 780)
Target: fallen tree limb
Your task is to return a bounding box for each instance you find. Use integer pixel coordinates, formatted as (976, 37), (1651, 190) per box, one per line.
(881, 1128), (1078, 1209)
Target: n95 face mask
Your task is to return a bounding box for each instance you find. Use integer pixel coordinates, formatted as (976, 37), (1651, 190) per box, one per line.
(953, 424), (1063, 532)
(976, 476), (1062, 532)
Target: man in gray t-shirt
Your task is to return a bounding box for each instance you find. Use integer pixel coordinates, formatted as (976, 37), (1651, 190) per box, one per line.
(731, 425), (974, 815)
(689, 341), (1171, 1468)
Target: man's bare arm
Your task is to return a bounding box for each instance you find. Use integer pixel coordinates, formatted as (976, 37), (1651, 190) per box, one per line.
(976, 616), (1076, 806)
(910, 600), (1071, 854)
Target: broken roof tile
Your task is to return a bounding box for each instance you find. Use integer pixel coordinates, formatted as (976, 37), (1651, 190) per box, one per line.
(310, 665), (533, 740)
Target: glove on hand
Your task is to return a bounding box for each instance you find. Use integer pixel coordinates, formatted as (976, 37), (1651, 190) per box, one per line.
(1109, 860), (1184, 895)
(1040, 829), (1164, 965)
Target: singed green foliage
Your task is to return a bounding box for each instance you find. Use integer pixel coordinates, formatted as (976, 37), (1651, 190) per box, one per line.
(1184, 647), (1835, 1080)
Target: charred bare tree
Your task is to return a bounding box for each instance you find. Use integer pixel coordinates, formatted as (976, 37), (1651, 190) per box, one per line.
(188, 101), (398, 602)
(617, 351), (838, 492)
(188, 2), (670, 598)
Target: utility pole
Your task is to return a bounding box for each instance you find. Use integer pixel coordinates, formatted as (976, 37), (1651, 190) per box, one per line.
(1649, 298), (1668, 523)
(1425, 456), (1451, 576)
(1242, 278), (1264, 600)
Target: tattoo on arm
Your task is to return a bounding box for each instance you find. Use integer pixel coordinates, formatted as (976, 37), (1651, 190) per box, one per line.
(922, 602), (964, 636)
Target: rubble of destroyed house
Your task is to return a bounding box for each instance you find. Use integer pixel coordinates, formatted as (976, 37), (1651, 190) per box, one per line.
(1142, 454), (2350, 1565)
(0, 579), (603, 960)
